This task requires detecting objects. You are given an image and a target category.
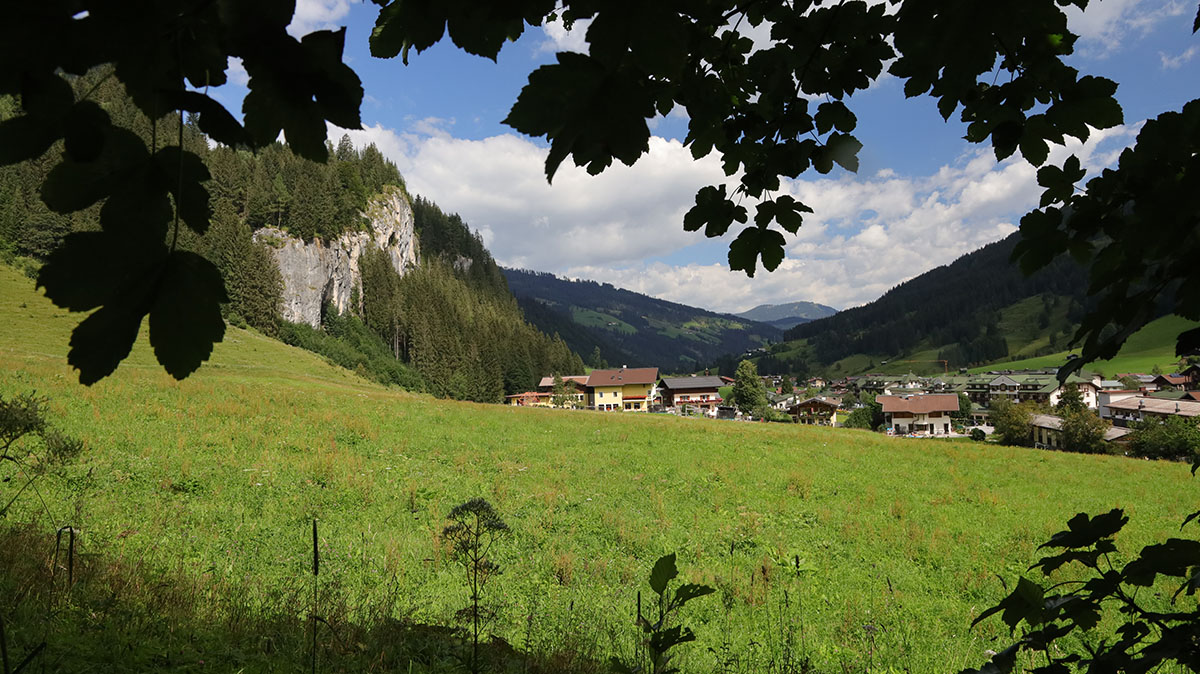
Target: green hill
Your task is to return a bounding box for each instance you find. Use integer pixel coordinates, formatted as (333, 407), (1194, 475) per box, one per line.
(502, 268), (781, 371)
(0, 263), (1194, 672)
(968, 314), (1200, 376)
(761, 232), (1195, 378)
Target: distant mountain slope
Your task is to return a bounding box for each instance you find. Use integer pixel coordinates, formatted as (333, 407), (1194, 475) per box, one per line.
(736, 301), (837, 330)
(757, 232), (1115, 376)
(502, 268), (781, 371)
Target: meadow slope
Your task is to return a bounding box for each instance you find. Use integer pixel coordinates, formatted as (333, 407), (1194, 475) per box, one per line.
(0, 265), (1194, 673)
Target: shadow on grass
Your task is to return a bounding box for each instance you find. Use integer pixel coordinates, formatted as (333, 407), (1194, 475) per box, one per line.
(0, 523), (608, 674)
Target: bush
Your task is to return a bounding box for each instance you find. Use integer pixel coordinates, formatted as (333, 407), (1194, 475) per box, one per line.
(970, 428), (986, 442)
(1128, 416), (1200, 461)
(278, 316), (425, 392)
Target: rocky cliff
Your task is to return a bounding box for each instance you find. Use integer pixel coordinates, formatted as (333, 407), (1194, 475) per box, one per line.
(256, 185), (418, 327)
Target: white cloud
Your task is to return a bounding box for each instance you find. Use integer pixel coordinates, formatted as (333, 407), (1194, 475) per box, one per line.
(1067, 0), (1188, 56)
(538, 15), (591, 54)
(1161, 44), (1200, 68)
(227, 57), (249, 87)
(336, 117), (1138, 314)
(289, 0), (358, 37)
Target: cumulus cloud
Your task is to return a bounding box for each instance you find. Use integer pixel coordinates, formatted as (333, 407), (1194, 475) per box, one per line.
(336, 115), (1138, 314)
(1067, 0), (1189, 56)
(289, 0), (358, 37)
(1161, 44), (1200, 69)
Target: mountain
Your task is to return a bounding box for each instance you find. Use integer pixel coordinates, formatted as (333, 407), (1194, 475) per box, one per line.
(752, 232), (1120, 377)
(736, 301), (838, 330)
(502, 268), (782, 372)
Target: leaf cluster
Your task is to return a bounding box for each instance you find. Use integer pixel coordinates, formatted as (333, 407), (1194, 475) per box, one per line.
(964, 505), (1200, 674)
(614, 552), (715, 674)
(1012, 99), (1200, 382)
(2, 0), (364, 384)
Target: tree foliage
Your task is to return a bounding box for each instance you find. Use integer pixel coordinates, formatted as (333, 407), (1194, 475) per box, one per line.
(1059, 408), (1109, 455)
(369, 0), (1197, 380)
(731, 359), (767, 415)
(1, 2), (364, 383)
(1128, 416), (1200, 461)
(964, 504), (1200, 674)
(990, 398), (1036, 447)
(2, 0), (1196, 383)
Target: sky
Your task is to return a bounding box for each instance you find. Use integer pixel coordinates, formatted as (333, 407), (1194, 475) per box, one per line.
(215, 0), (1198, 314)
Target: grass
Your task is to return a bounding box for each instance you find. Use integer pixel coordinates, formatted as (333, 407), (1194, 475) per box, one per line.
(0, 264), (1197, 673)
(571, 307), (638, 335)
(969, 314), (1200, 376)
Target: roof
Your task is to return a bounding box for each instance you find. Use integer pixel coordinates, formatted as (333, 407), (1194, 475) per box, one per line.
(1154, 374), (1187, 386)
(586, 367), (660, 387)
(1106, 396), (1200, 417)
(875, 394), (960, 414)
(788, 397), (840, 410)
(1030, 414), (1063, 431)
(659, 375), (726, 390)
(538, 375), (589, 388)
(1032, 414), (1130, 442)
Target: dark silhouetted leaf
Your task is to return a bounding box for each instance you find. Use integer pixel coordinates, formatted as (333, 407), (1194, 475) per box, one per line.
(148, 251), (228, 380)
(64, 101), (111, 163)
(649, 552), (678, 595)
(36, 233), (124, 312)
(0, 115), (61, 165)
(155, 147), (213, 235)
(729, 227), (786, 277)
(1040, 510), (1128, 550)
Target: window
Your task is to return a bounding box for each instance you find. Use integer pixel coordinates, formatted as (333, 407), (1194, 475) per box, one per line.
(599, 392), (604, 398)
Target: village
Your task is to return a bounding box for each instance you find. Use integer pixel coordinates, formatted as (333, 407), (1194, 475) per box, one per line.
(505, 363), (1200, 447)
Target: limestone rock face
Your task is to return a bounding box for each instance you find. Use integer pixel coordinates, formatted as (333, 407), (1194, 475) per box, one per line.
(256, 186), (418, 327)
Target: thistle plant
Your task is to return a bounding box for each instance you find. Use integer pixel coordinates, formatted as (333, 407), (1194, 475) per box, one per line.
(443, 498), (510, 674)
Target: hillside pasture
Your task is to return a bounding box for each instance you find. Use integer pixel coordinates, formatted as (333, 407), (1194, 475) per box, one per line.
(0, 266), (1194, 673)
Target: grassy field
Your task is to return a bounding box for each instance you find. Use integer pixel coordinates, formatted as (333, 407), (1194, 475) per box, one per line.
(0, 264), (1196, 673)
(969, 314), (1200, 375)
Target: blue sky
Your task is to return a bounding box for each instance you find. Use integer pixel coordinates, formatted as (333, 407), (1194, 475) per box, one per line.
(229, 0), (1199, 314)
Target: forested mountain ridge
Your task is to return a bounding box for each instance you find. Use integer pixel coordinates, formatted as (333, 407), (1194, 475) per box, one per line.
(502, 267), (781, 371)
(755, 232), (1102, 376)
(0, 70), (584, 400)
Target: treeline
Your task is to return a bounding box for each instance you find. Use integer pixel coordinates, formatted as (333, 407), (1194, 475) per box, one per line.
(0, 69), (586, 400)
(360, 250), (585, 401)
(785, 234), (1092, 367)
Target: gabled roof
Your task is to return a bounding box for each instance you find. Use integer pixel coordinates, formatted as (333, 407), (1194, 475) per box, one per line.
(586, 367), (659, 387)
(538, 375), (589, 388)
(875, 393), (960, 414)
(659, 375), (726, 390)
(788, 396), (840, 410)
(1106, 396), (1200, 417)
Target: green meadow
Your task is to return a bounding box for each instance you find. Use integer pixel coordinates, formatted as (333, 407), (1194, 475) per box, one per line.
(969, 314), (1200, 376)
(0, 264), (1195, 673)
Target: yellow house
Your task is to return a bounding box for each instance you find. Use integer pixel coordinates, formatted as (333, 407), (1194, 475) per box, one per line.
(586, 367), (659, 411)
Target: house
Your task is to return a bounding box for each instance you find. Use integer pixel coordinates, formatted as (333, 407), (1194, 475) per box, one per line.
(1115, 373), (1159, 392)
(876, 393), (960, 436)
(1152, 373), (1189, 391)
(1097, 389), (1140, 420)
(1104, 396), (1200, 427)
(537, 375), (588, 407)
(586, 367), (660, 411)
(787, 397), (843, 426)
(943, 370), (1098, 409)
(1030, 413), (1131, 449)
(658, 375), (725, 415)
(1183, 364), (1200, 389)
(505, 391), (549, 407)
